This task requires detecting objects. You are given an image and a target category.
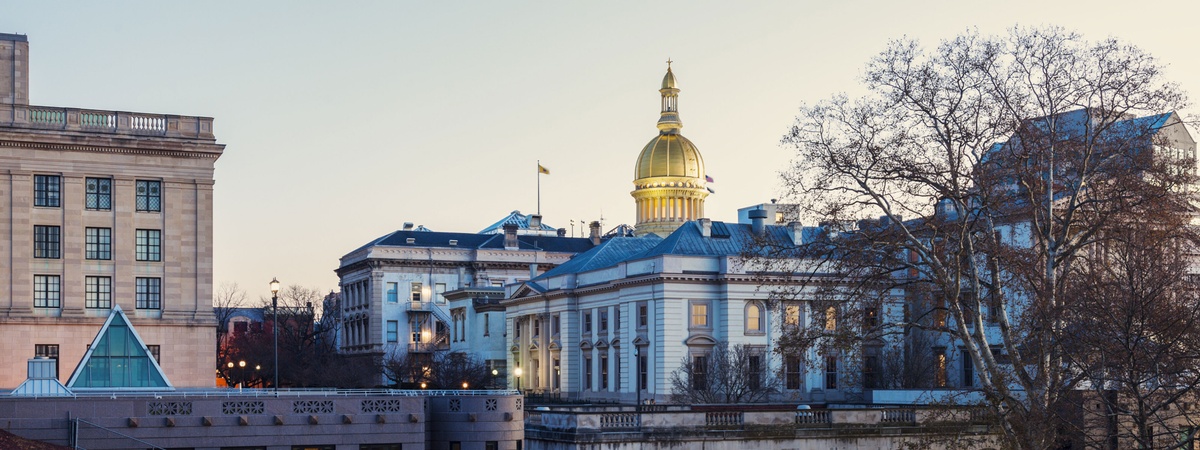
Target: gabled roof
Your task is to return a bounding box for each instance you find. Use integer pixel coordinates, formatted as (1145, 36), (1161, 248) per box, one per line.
(66, 306), (173, 390)
(534, 235), (664, 280)
(345, 229), (595, 256)
(638, 221), (795, 259)
(10, 358), (72, 396)
(479, 210), (559, 235)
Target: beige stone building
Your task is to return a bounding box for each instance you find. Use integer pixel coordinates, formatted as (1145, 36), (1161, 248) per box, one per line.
(0, 33), (223, 388)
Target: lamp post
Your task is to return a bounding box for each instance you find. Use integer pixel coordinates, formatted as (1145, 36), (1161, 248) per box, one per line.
(270, 277), (280, 393)
(514, 367), (523, 392)
(492, 369), (499, 389)
(239, 360), (246, 388)
(226, 361), (235, 387)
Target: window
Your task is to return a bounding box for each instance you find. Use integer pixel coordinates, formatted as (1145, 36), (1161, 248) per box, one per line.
(583, 311), (592, 334)
(614, 308), (621, 332)
(483, 313), (490, 336)
(34, 275), (60, 308)
(864, 355), (879, 388)
(387, 320), (399, 343)
(34, 175), (61, 207)
(410, 320), (422, 343)
(85, 177), (112, 210)
(599, 310), (608, 332)
(135, 180), (161, 212)
(434, 283), (446, 304)
(136, 229), (161, 261)
(386, 282), (398, 303)
(638, 303), (647, 328)
(961, 350), (974, 387)
(691, 303), (708, 328)
(959, 292), (977, 328)
(784, 304), (800, 326)
(785, 355), (802, 390)
(745, 302), (763, 333)
(514, 319), (520, 338)
(85, 276), (112, 309)
(639, 354), (648, 390)
(934, 295), (947, 328)
(34, 225), (60, 259)
(147, 344), (160, 363)
(551, 314), (559, 336)
(85, 227), (112, 260)
(863, 306), (878, 329)
(533, 318), (540, 337)
(600, 355), (609, 390)
(824, 306), (837, 331)
(584, 355), (593, 390)
(35, 344), (59, 379)
(485, 442), (498, 450)
(614, 355), (621, 391)
(748, 354), (763, 390)
(825, 355), (838, 389)
(692, 355), (707, 390)
(136, 277), (161, 309)
(410, 282), (422, 302)
(934, 347), (948, 387)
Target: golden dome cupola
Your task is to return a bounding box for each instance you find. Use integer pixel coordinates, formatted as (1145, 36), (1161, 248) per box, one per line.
(631, 61), (710, 237)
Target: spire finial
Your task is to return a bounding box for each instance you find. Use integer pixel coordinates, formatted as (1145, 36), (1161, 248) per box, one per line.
(666, 58), (672, 69)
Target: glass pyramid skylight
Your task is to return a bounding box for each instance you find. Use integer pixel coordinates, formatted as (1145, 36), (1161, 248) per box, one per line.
(66, 305), (173, 389)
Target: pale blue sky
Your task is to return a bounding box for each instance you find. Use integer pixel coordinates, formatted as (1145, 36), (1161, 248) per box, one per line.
(4, 1), (1199, 298)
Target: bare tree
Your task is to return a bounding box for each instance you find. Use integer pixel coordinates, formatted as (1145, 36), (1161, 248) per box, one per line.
(669, 342), (781, 404)
(382, 350), (492, 390)
(773, 25), (1193, 449)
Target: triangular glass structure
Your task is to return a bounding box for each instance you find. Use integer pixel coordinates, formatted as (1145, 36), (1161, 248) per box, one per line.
(66, 305), (173, 390)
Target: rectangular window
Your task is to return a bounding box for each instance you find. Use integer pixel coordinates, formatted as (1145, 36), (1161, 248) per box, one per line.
(614, 355), (621, 391)
(748, 354), (762, 390)
(785, 304), (800, 326)
(85, 276), (112, 309)
(825, 306), (837, 331)
(691, 303), (708, 327)
(599, 310), (608, 332)
(600, 355), (609, 390)
(410, 282), (422, 302)
(864, 355), (879, 389)
(533, 318), (540, 337)
(435, 283), (446, 304)
(35, 344), (59, 379)
(136, 277), (161, 309)
(614, 308), (621, 332)
(785, 355), (802, 390)
(551, 314), (559, 335)
(934, 347), (948, 387)
(584, 355), (593, 390)
(692, 355), (707, 390)
(386, 282), (398, 303)
(639, 354), (648, 390)
(136, 229), (162, 261)
(638, 303), (647, 328)
(147, 344), (160, 363)
(34, 275), (61, 308)
(863, 306), (878, 329)
(961, 350), (974, 387)
(85, 177), (112, 210)
(387, 320), (399, 343)
(85, 227), (112, 260)
(34, 175), (61, 207)
(34, 225), (60, 259)
(583, 311), (592, 334)
(135, 180), (161, 212)
(483, 313), (489, 336)
(825, 355), (838, 390)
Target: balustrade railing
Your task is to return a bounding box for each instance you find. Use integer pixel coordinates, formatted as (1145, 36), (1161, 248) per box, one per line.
(881, 408), (916, 424)
(705, 411), (743, 428)
(1, 104), (215, 140)
(600, 413), (639, 429)
(795, 409), (832, 426)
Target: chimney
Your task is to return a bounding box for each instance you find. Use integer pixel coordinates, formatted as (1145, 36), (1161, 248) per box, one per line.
(403, 222), (414, 231)
(787, 222), (804, 245)
(529, 214), (542, 229)
(530, 263), (538, 279)
(557, 228), (566, 237)
(503, 224), (519, 250)
(749, 208), (768, 235)
(589, 221), (601, 245)
(0, 34), (29, 105)
(699, 218), (712, 237)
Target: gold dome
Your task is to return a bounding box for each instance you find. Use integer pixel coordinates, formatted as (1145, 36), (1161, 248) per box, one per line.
(661, 67), (677, 89)
(635, 133), (705, 180)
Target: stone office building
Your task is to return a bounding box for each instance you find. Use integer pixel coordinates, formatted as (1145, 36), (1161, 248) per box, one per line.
(0, 33), (224, 388)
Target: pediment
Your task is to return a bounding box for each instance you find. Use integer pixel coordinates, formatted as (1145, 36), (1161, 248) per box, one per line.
(548, 340), (562, 351)
(579, 340), (593, 350)
(684, 334), (718, 346)
(610, 338), (621, 349)
(595, 339), (609, 349)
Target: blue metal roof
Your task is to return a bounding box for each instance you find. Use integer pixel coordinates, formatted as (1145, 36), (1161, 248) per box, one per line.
(478, 210), (559, 234)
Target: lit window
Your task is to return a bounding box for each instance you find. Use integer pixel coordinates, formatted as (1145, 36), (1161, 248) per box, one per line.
(825, 306), (837, 331)
(746, 303), (762, 333)
(863, 306), (878, 329)
(34, 275), (60, 308)
(85, 227), (112, 260)
(85, 177), (112, 210)
(34, 225), (60, 259)
(135, 180), (161, 212)
(85, 276), (112, 309)
(136, 277), (161, 309)
(34, 175), (61, 207)
(136, 229), (161, 261)
(934, 347), (947, 387)
(691, 303), (708, 327)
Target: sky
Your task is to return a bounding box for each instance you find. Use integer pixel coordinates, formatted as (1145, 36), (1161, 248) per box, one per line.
(4, 1), (1200, 299)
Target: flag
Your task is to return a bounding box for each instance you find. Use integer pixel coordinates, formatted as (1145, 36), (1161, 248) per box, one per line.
(538, 164), (550, 175)
(706, 186), (716, 194)
(705, 175), (714, 183)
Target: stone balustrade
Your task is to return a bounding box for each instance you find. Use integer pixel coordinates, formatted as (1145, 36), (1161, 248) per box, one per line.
(0, 103), (216, 140)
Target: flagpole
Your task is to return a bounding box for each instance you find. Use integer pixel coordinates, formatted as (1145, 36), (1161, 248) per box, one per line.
(540, 159), (544, 216)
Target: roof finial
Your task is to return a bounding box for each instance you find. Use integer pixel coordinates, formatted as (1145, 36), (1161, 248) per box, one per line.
(666, 58), (673, 70)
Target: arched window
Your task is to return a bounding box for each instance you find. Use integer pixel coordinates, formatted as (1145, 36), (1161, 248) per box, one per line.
(745, 302), (764, 334)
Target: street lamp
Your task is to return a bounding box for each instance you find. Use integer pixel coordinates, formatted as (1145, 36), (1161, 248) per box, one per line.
(226, 361), (235, 387)
(270, 277), (280, 393)
(492, 369), (499, 389)
(462, 381), (469, 390)
(514, 367), (523, 392)
(239, 360), (246, 389)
